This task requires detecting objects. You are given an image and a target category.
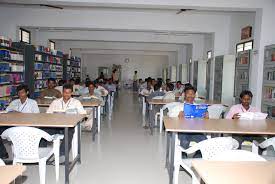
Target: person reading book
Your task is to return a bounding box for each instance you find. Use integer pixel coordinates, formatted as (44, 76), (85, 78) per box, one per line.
(0, 84), (40, 159)
(178, 85), (208, 157)
(44, 84), (86, 162)
(226, 90), (265, 149)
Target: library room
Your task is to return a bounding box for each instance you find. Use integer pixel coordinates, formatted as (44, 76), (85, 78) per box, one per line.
(0, 0), (274, 184)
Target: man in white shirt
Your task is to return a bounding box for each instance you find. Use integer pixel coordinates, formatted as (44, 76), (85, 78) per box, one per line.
(104, 78), (117, 93)
(43, 84), (86, 159)
(81, 81), (104, 129)
(139, 78), (154, 95)
(0, 84), (40, 158)
(95, 81), (109, 97)
(6, 84), (40, 113)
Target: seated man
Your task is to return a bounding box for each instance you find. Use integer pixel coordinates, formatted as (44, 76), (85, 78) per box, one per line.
(55, 79), (65, 94)
(174, 81), (184, 95)
(44, 84), (86, 160)
(104, 78), (117, 93)
(163, 83), (175, 100)
(40, 78), (62, 98)
(226, 90), (265, 149)
(0, 84), (40, 158)
(178, 86), (208, 157)
(83, 82), (104, 104)
(81, 81), (104, 130)
(95, 81), (109, 97)
(140, 78), (154, 95)
(147, 82), (165, 100)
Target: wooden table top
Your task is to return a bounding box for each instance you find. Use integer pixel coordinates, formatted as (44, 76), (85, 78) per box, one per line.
(147, 99), (228, 106)
(164, 116), (275, 135)
(0, 165), (26, 184)
(192, 160), (275, 184)
(147, 99), (176, 105)
(0, 113), (86, 128)
(36, 98), (101, 107)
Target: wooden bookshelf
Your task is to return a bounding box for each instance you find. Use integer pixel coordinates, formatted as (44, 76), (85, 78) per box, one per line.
(262, 44), (275, 119)
(0, 45), (24, 110)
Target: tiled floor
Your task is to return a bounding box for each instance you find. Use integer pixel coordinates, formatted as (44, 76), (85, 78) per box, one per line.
(22, 90), (191, 184)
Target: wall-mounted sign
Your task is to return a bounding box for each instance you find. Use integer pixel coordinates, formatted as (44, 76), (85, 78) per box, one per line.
(241, 26), (252, 40)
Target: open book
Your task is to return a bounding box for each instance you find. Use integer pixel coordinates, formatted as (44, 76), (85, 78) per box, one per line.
(184, 103), (208, 119)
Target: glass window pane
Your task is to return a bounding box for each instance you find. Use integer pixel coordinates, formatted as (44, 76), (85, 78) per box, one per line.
(21, 29), (30, 43)
(237, 44), (244, 52)
(207, 51), (212, 59)
(244, 41), (253, 51)
(50, 41), (55, 50)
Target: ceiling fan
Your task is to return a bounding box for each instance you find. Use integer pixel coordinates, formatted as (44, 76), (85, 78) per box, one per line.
(176, 9), (195, 14)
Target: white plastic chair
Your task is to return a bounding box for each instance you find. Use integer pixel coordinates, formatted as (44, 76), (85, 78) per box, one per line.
(157, 102), (182, 133)
(163, 92), (175, 100)
(174, 137), (239, 184)
(207, 104), (227, 119)
(252, 137), (275, 155)
(1, 127), (63, 184)
(65, 109), (81, 160)
(0, 158), (5, 166)
(213, 150), (266, 161)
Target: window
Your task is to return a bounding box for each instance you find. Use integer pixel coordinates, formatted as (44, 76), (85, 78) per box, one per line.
(49, 40), (55, 50)
(236, 43), (244, 53)
(244, 41), (253, 51)
(19, 28), (30, 44)
(236, 40), (253, 53)
(207, 51), (212, 59)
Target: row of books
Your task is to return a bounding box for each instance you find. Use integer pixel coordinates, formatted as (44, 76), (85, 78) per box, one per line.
(0, 85), (17, 98)
(34, 63), (62, 71)
(0, 62), (23, 72)
(0, 74), (23, 84)
(34, 71), (63, 80)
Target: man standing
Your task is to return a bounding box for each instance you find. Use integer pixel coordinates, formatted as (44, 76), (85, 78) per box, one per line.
(133, 71), (138, 91)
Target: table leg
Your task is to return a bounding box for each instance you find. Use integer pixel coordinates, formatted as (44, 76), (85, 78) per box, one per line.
(168, 132), (176, 184)
(64, 127), (69, 184)
(149, 104), (153, 135)
(77, 123), (81, 163)
(165, 132), (171, 169)
(97, 106), (101, 132)
(91, 107), (97, 141)
(160, 108), (164, 133)
(142, 97), (146, 116)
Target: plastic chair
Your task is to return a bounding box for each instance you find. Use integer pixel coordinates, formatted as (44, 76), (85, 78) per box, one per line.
(65, 110), (81, 160)
(207, 104), (227, 119)
(158, 102), (182, 133)
(173, 137), (239, 184)
(252, 137), (275, 155)
(213, 150), (266, 161)
(163, 92), (175, 100)
(1, 127), (63, 184)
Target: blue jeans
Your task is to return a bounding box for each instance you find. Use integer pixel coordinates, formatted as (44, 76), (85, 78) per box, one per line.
(178, 133), (207, 149)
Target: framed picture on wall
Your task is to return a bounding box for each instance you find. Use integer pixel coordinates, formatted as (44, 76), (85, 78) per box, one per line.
(241, 26), (252, 40)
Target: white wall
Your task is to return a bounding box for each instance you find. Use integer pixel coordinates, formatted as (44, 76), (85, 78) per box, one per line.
(82, 54), (169, 81)
(228, 13), (255, 54)
(0, 6), (229, 60)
